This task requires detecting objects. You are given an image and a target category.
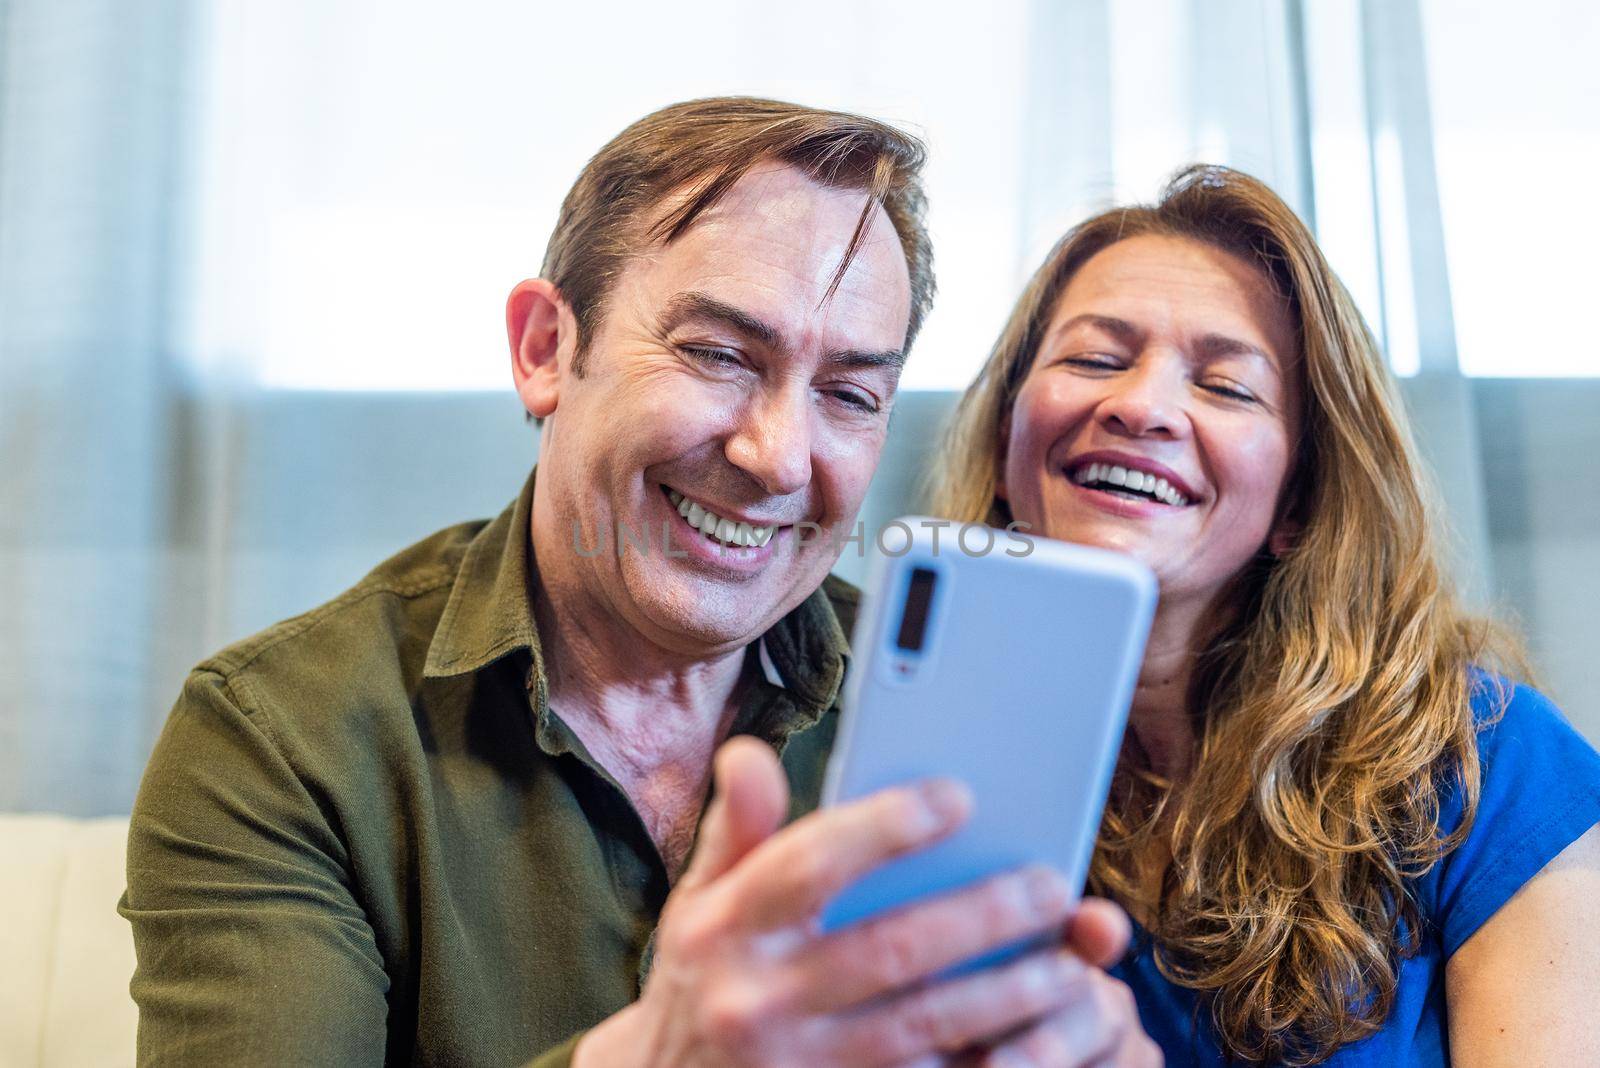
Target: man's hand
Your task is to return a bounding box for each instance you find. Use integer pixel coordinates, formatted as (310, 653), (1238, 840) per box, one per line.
(574, 737), (1161, 1068)
(945, 900), (1160, 1067)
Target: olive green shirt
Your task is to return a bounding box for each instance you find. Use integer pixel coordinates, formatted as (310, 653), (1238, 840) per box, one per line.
(119, 470), (858, 1066)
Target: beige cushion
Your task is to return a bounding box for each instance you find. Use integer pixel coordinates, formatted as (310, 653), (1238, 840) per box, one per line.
(0, 815), (136, 1067)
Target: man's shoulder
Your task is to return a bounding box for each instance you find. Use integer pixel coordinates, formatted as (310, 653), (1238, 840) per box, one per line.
(194, 517), (492, 705)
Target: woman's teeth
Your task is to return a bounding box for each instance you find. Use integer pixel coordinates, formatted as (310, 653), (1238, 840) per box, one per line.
(1071, 462), (1190, 507)
(666, 489), (774, 548)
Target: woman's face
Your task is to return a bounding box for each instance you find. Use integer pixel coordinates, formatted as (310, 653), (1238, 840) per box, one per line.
(1000, 234), (1301, 611)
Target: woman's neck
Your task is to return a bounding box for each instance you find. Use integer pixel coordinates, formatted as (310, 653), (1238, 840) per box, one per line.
(1127, 596), (1210, 783)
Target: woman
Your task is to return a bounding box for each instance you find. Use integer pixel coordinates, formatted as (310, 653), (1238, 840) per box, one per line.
(932, 165), (1600, 1065)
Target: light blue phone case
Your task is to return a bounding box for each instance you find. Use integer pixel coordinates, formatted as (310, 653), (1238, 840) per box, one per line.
(820, 517), (1156, 937)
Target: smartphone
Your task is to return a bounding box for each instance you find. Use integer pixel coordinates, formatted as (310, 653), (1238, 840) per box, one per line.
(819, 517), (1156, 940)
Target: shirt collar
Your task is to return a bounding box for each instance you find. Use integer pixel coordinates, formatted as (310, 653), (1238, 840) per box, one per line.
(422, 466), (543, 680)
(423, 466), (850, 717)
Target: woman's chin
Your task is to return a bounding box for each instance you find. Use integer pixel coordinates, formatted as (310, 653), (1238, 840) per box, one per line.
(1030, 513), (1157, 560)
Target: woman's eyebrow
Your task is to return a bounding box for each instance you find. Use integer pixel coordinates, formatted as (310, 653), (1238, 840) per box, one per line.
(1194, 332), (1278, 372)
(1049, 313), (1141, 347)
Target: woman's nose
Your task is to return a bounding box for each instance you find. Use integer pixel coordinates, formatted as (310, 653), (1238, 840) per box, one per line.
(725, 387), (813, 497)
(1097, 360), (1188, 440)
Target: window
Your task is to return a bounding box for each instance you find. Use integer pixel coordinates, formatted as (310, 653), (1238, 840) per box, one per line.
(181, 0), (1037, 392)
(184, 1), (1593, 391)
(1421, 1), (1600, 377)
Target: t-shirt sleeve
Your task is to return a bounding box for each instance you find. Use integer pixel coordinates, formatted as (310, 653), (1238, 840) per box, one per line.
(1421, 676), (1600, 959)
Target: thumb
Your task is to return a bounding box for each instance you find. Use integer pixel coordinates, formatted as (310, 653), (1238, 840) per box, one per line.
(676, 735), (790, 892)
(1065, 896), (1133, 968)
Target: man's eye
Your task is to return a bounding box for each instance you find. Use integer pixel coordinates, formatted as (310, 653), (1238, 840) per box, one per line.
(681, 345), (743, 367)
(827, 388), (879, 413)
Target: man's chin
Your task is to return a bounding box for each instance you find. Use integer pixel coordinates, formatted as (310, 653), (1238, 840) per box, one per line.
(623, 579), (786, 655)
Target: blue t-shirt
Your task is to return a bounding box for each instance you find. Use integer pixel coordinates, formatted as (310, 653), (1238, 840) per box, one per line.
(1112, 675), (1600, 1065)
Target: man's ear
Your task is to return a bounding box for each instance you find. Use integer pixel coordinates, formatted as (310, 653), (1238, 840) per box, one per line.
(507, 279), (573, 420)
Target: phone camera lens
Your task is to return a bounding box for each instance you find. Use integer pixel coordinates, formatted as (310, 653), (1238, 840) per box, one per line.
(895, 567), (938, 653)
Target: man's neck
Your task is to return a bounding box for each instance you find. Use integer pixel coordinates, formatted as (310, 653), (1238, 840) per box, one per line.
(526, 513), (757, 879)
(532, 579), (751, 772)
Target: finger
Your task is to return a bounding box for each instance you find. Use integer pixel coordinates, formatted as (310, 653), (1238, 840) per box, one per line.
(788, 865), (1076, 1012)
(941, 1054), (986, 1068)
(1107, 1027), (1163, 1068)
(1064, 898), (1132, 969)
(895, 1056), (958, 1068)
(979, 975), (1141, 1068)
(829, 946), (1090, 1068)
(675, 736), (790, 893)
(721, 777), (973, 931)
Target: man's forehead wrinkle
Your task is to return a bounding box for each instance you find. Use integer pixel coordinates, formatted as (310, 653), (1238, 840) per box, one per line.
(656, 170), (845, 252)
(660, 164), (903, 294)
(599, 162), (909, 381)
(792, 212), (911, 352)
(648, 223), (906, 355)
(663, 271), (903, 369)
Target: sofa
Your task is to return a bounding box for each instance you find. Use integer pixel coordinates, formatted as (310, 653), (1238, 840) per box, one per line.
(0, 815), (137, 1067)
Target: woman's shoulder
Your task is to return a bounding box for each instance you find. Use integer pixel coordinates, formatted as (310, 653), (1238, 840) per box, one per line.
(1463, 670), (1598, 775)
(1421, 670), (1600, 956)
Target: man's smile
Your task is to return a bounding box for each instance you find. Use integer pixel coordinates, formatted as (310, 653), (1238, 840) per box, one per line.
(661, 485), (777, 548)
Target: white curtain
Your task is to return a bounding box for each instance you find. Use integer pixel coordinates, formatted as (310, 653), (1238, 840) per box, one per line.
(2, 0), (1566, 815)
(0, 1), (192, 814)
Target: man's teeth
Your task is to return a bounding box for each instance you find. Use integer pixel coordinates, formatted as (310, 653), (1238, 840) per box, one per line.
(1070, 462), (1189, 506)
(666, 489), (774, 548)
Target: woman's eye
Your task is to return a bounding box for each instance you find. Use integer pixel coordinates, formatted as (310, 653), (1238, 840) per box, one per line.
(1062, 354), (1122, 370)
(1203, 380), (1257, 402)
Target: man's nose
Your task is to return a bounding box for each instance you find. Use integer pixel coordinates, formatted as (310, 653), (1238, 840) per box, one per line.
(1099, 359), (1188, 440)
(726, 387), (812, 497)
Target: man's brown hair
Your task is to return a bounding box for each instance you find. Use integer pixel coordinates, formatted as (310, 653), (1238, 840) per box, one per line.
(540, 96), (935, 373)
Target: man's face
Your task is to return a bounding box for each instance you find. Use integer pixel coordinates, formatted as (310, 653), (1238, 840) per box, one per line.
(530, 163), (912, 656)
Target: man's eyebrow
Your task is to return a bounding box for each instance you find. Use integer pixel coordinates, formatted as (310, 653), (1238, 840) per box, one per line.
(1048, 313), (1142, 347)
(825, 347), (905, 370)
(659, 290), (904, 370)
(659, 292), (780, 348)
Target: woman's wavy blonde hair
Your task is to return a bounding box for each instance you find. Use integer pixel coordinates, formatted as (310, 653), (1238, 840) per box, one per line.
(930, 165), (1521, 1064)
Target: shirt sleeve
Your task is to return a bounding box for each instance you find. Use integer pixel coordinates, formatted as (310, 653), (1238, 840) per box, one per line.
(1422, 676), (1600, 959)
(121, 669), (592, 1068)
(119, 668), (394, 1065)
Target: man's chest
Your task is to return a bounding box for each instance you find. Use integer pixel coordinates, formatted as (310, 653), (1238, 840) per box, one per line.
(363, 698), (837, 1062)
(627, 770), (714, 880)
(373, 760), (668, 1063)
(567, 725), (720, 880)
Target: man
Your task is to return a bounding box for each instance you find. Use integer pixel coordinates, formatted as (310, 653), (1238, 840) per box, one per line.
(121, 98), (1158, 1067)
